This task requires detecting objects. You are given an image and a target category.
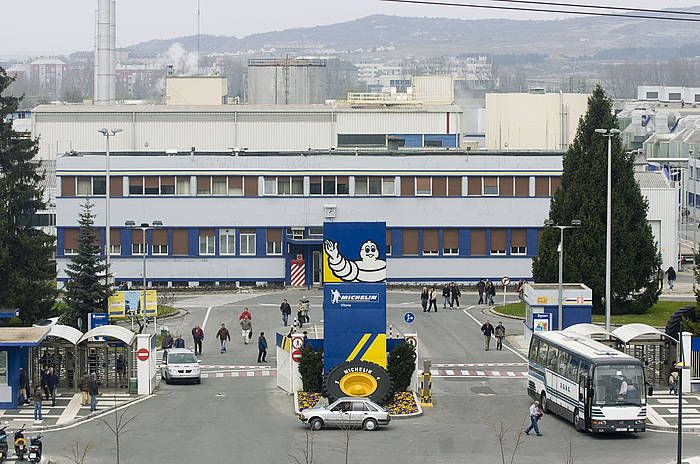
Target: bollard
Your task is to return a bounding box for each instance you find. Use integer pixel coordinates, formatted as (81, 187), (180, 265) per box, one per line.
(420, 359), (433, 407)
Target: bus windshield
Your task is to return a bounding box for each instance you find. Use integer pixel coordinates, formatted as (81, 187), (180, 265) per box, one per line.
(593, 365), (645, 406)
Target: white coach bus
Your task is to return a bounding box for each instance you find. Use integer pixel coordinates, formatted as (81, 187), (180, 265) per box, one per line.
(527, 331), (646, 433)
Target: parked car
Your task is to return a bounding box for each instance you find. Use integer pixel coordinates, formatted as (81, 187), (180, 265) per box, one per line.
(160, 348), (201, 384)
(299, 397), (390, 431)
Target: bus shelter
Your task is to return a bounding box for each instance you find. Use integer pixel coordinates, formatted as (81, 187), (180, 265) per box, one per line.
(77, 325), (136, 391)
(611, 323), (675, 390)
(32, 324), (83, 391)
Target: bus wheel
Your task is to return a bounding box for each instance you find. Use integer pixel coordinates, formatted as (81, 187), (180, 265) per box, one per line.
(573, 409), (585, 433)
(540, 392), (548, 413)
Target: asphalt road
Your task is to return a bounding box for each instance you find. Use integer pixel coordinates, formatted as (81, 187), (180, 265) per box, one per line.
(40, 289), (700, 464)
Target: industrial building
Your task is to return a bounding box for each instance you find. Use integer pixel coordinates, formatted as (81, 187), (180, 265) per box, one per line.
(638, 86), (700, 104)
(55, 150), (563, 287)
(246, 58), (328, 105)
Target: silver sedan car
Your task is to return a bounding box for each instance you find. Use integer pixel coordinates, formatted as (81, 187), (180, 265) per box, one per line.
(161, 348), (201, 384)
(299, 397), (390, 431)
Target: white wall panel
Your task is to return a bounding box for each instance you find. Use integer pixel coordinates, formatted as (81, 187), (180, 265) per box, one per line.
(387, 257), (532, 280)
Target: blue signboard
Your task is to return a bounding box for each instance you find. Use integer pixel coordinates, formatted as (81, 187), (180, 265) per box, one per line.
(323, 222), (386, 284)
(404, 312), (415, 324)
(89, 312), (109, 341)
(533, 313), (551, 332)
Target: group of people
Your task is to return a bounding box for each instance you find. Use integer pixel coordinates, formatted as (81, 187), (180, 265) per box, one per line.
(211, 308), (268, 362)
(420, 283), (462, 312)
(479, 320), (506, 351)
(279, 298), (310, 328)
(476, 279), (498, 306)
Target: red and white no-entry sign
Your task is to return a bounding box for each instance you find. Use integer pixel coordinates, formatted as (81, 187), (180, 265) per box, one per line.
(136, 348), (150, 361)
(291, 349), (302, 363)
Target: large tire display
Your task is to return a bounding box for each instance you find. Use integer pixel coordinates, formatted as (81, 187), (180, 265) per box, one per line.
(323, 360), (393, 405)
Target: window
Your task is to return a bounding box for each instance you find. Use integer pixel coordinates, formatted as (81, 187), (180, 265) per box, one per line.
(401, 177), (415, 196)
(197, 177), (211, 195)
(416, 177), (431, 196)
(240, 229), (256, 255)
(152, 229), (168, 255)
(547, 345), (559, 371)
(61, 176), (76, 196)
(228, 176), (243, 196)
(176, 176), (190, 195)
(63, 229), (79, 255)
(290, 228), (304, 240)
(172, 229), (189, 256)
(110, 229), (121, 255)
(402, 229), (419, 255)
(499, 177), (514, 197)
(510, 229), (527, 255)
(431, 177), (446, 197)
(369, 177), (382, 195)
(515, 177), (529, 196)
(529, 338), (540, 362)
(490, 229), (507, 255)
(278, 177), (291, 195)
(264, 177), (277, 195)
(161, 176), (175, 195)
(467, 177), (481, 196)
(129, 176), (144, 195)
(646, 91), (659, 100)
(535, 177), (550, 196)
(310, 176), (321, 195)
(447, 177), (461, 196)
(695, 94), (700, 103)
(470, 229), (486, 255)
(219, 228), (236, 255)
(308, 227), (323, 237)
(266, 229), (282, 255)
(337, 177), (349, 195)
(77, 177), (92, 196)
(323, 177), (336, 195)
(386, 230), (392, 256)
(566, 356), (580, 382)
(93, 177), (106, 195)
(132, 230), (145, 255)
(199, 229), (216, 255)
(443, 229), (459, 255)
(337, 134), (386, 147)
(212, 177), (227, 195)
(550, 176), (561, 195)
(422, 229), (439, 255)
(382, 177), (395, 195)
(558, 350), (570, 375)
(244, 176), (258, 196)
(536, 341), (548, 366)
(0, 351), (7, 385)
(144, 176), (159, 195)
(483, 177), (498, 196)
(669, 92), (682, 101)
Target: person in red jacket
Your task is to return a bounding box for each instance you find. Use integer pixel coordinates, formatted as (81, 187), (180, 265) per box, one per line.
(239, 308), (252, 321)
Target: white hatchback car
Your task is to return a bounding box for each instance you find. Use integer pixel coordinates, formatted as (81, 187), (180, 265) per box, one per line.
(299, 397), (390, 431)
(161, 348), (201, 384)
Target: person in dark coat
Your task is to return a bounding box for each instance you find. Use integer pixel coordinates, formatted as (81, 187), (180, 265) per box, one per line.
(18, 368), (30, 405)
(88, 373), (99, 412)
(477, 279), (486, 305)
(40, 366), (50, 401)
(441, 284), (450, 309)
(280, 299), (292, 327)
(46, 367), (59, 406)
(257, 332), (268, 363)
(666, 266), (677, 291)
(192, 325), (204, 356)
(420, 287), (429, 312)
(481, 320), (495, 351)
(450, 282), (461, 309)
(173, 334), (185, 349)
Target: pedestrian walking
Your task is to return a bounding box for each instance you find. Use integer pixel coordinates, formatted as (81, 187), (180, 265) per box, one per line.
(481, 320), (495, 351)
(40, 366), (50, 401)
(174, 334), (185, 349)
(79, 374), (89, 406)
(18, 368), (29, 405)
(46, 367), (59, 406)
(669, 370), (679, 395)
(486, 280), (495, 305)
(450, 282), (461, 309)
(116, 353), (127, 387)
(87, 373), (99, 412)
(280, 299), (292, 327)
(441, 284), (450, 309)
(666, 266), (677, 291)
(192, 325), (204, 356)
(494, 321), (506, 350)
(216, 323), (231, 353)
(32, 385), (43, 422)
(428, 287), (438, 312)
(524, 400), (543, 436)
(477, 279), (486, 305)
(420, 287), (429, 312)
(240, 316), (252, 344)
(161, 331), (174, 350)
(297, 298), (310, 328)
(257, 332), (268, 363)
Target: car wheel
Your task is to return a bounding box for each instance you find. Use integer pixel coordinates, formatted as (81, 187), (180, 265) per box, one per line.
(363, 418), (378, 431)
(309, 418), (323, 431)
(323, 360), (393, 405)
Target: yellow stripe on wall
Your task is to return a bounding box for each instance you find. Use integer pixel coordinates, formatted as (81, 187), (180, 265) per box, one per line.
(346, 333), (371, 362)
(360, 334), (387, 368)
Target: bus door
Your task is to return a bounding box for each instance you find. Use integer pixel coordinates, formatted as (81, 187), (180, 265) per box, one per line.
(578, 369), (591, 430)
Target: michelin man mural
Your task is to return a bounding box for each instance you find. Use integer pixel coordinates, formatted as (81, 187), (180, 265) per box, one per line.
(324, 239), (387, 283)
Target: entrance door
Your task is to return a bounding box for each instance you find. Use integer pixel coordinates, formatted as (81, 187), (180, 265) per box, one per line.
(313, 250), (322, 285)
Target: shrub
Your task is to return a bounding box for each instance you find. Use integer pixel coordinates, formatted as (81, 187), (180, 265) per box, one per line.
(387, 341), (416, 394)
(298, 345), (323, 393)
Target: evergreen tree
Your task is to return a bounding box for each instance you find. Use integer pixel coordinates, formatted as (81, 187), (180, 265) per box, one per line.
(532, 85), (660, 314)
(0, 67), (56, 322)
(62, 201), (112, 329)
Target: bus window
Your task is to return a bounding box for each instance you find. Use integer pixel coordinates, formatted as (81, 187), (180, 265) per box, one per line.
(558, 351), (570, 376)
(547, 346), (559, 372)
(566, 356), (580, 382)
(537, 341), (549, 366)
(529, 338), (540, 361)
(593, 364), (644, 406)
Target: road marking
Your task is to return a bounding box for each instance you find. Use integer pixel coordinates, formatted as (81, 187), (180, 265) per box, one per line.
(491, 371), (501, 376)
(56, 394), (83, 425)
(507, 371), (516, 377)
(460, 369), (470, 375)
(476, 370), (485, 376)
(462, 306), (528, 362)
(202, 305), (213, 331)
(445, 369), (454, 376)
(433, 362), (526, 367)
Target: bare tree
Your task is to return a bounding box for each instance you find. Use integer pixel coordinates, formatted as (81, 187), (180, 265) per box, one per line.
(289, 430), (315, 464)
(563, 439), (575, 464)
(101, 396), (138, 464)
(338, 416), (359, 464)
(493, 419), (526, 464)
(66, 440), (94, 464)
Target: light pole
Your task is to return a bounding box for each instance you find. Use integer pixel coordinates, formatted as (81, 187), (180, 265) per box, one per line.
(125, 220), (163, 335)
(98, 128), (122, 284)
(544, 219), (581, 330)
(594, 127), (620, 332)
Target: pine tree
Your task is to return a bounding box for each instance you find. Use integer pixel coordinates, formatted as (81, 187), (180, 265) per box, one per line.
(0, 67), (56, 322)
(532, 85), (660, 314)
(62, 201), (112, 329)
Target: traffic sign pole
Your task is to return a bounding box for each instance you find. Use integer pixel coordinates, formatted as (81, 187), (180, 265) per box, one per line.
(501, 277), (510, 307)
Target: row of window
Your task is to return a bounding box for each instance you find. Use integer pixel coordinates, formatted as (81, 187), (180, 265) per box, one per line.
(61, 175), (561, 198)
(529, 338), (591, 384)
(61, 227), (534, 258)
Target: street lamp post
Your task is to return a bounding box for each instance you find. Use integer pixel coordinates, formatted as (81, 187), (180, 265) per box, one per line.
(544, 219), (581, 330)
(125, 220), (162, 335)
(98, 128), (122, 284)
(595, 127), (621, 332)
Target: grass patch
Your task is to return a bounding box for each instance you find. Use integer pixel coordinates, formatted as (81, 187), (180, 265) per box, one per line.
(157, 305), (178, 318)
(495, 300), (693, 327)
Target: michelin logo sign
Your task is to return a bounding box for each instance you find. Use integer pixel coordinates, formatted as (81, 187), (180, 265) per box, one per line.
(330, 288), (380, 307)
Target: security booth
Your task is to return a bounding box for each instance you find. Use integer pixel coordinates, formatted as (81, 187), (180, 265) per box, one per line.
(522, 283), (592, 344)
(77, 325), (136, 391)
(32, 324), (83, 391)
(0, 327), (50, 409)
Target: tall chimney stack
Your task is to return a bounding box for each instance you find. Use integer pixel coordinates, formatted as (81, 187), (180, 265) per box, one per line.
(95, 0), (115, 104)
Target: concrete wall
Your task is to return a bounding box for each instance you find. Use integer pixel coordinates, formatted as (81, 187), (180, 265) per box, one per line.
(165, 77), (228, 105)
(485, 93), (589, 150)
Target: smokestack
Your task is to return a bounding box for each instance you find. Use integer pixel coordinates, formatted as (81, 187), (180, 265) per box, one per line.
(95, 0), (115, 104)
(110, 0), (116, 102)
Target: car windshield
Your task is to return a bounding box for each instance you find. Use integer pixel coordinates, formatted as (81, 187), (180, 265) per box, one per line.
(593, 364), (644, 406)
(168, 353), (196, 364)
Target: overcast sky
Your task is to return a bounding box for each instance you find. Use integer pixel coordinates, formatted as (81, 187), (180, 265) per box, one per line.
(3, 0), (700, 56)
